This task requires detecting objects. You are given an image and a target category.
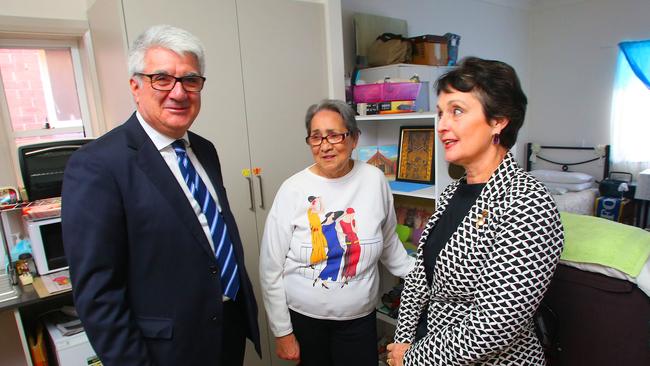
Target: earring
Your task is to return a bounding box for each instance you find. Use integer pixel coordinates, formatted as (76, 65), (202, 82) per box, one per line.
(492, 133), (500, 145)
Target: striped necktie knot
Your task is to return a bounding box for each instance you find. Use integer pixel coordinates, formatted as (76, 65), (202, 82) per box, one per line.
(172, 140), (189, 169)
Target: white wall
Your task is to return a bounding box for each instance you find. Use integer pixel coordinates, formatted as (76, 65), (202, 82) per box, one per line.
(526, 0), (650, 148)
(342, 0), (531, 77)
(1, 0), (87, 20)
(341, 0), (532, 159)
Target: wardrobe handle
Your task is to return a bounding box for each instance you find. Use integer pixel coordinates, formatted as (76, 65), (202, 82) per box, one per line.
(256, 174), (264, 209)
(245, 176), (254, 210)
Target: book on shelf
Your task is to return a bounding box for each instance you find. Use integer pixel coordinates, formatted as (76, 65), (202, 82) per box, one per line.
(40, 269), (72, 294)
(44, 308), (84, 336)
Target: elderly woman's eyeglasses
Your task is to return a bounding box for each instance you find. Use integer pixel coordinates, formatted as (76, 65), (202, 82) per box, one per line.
(305, 132), (351, 147)
(135, 73), (206, 92)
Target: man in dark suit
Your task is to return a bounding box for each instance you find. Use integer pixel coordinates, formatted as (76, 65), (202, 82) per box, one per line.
(62, 25), (260, 366)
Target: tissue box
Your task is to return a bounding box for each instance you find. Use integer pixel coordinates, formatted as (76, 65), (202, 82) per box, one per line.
(594, 196), (635, 225)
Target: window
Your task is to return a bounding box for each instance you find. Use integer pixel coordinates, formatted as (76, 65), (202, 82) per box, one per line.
(0, 39), (93, 147)
(609, 40), (650, 177)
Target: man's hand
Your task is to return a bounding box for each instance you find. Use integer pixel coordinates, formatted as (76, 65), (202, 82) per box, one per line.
(387, 342), (411, 366)
(275, 333), (300, 362)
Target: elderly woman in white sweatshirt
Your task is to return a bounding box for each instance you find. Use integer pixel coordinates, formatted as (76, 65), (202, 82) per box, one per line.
(260, 99), (415, 366)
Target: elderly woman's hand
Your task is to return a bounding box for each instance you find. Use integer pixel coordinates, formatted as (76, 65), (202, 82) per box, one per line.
(386, 342), (410, 366)
(275, 333), (301, 362)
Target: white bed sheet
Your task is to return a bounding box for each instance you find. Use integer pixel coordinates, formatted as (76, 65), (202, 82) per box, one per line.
(560, 258), (650, 298)
(552, 188), (598, 216)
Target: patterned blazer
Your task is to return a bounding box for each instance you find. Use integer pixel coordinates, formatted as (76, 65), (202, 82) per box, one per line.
(394, 152), (564, 365)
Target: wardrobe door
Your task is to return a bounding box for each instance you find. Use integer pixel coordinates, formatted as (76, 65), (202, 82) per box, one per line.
(236, 0), (330, 246)
(120, 0), (255, 217)
(90, 1), (266, 364)
(236, 1), (340, 365)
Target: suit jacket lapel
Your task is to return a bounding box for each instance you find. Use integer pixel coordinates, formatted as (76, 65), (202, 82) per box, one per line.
(418, 152), (519, 251)
(187, 133), (225, 207)
(124, 116), (217, 260)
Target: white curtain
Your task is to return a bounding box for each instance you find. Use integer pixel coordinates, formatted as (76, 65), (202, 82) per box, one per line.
(610, 50), (650, 178)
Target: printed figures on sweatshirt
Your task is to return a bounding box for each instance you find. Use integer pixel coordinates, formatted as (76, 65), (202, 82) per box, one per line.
(306, 197), (362, 289)
(317, 210), (345, 289)
(307, 196), (327, 266)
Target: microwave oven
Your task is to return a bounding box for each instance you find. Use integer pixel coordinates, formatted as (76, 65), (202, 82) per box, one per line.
(25, 217), (68, 275)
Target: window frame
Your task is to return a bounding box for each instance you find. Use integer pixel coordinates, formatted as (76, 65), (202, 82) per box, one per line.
(0, 38), (94, 140)
(0, 31), (100, 192)
(609, 46), (650, 176)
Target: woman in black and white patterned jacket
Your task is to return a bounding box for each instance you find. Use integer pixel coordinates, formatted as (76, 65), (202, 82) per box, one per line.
(387, 57), (564, 366)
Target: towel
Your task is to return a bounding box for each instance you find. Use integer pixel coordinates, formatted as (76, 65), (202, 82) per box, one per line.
(560, 212), (650, 277)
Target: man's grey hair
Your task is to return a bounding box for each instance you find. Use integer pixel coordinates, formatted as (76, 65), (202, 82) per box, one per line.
(128, 25), (205, 78)
(304, 99), (360, 137)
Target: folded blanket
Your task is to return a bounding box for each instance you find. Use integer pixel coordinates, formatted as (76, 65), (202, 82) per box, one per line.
(560, 212), (650, 277)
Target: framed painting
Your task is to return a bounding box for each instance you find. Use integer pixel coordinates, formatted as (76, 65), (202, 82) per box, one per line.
(396, 126), (435, 184)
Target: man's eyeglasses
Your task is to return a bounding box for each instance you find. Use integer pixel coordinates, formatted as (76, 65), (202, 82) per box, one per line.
(305, 132), (351, 147)
(135, 73), (206, 92)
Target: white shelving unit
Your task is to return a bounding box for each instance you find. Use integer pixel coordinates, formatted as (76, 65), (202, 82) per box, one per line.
(357, 111), (444, 328)
(356, 111), (437, 122)
(376, 310), (398, 327)
(356, 65), (454, 329)
(355, 112), (451, 200)
(391, 185), (435, 200)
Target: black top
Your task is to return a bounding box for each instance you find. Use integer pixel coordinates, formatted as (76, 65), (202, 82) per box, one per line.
(423, 182), (485, 285)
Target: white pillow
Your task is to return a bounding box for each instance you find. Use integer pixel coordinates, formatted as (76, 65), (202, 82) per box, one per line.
(544, 181), (594, 192)
(546, 186), (569, 195)
(530, 169), (595, 184)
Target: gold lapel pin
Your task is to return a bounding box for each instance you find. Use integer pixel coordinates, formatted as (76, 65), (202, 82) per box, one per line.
(476, 210), (488, 228)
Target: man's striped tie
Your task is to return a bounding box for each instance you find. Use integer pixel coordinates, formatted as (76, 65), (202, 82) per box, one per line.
(172, 140), (239, 299)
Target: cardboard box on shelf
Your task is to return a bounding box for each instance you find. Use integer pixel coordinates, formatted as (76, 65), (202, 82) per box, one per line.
(410, 35), (448, 66)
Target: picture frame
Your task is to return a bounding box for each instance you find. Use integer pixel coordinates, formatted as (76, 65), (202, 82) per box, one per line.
(396, 126), (435, 184)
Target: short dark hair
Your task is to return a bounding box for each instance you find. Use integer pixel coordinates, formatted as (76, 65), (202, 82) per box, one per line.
(435, 57), (527, 149)
(304, 99), (360, 137)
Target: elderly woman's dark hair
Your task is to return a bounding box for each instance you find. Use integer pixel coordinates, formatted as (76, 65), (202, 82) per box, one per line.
(435, 57), (527, 149)
(305, 99), (360, 137)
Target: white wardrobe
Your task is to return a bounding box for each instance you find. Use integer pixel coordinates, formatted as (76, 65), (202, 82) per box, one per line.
(87, 1), (344, 365)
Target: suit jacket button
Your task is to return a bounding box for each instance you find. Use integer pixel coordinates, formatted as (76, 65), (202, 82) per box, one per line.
(210, 266), (218, 274)
(212, 316), (218, 321)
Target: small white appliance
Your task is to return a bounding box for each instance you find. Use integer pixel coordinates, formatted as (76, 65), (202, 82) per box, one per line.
(44, 320), (101, 366)
(25, 216), (67, 275)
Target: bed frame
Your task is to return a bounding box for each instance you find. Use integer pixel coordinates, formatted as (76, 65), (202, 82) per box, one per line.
(525, 143), (611, 182)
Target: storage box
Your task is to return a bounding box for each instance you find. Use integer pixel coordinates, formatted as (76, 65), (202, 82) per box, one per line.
(353, 82), (421, 103)
(594, 196), (635, 225)
(410, 35), (448, 66)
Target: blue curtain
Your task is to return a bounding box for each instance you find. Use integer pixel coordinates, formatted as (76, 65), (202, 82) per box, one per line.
(619, 40), (650, 89)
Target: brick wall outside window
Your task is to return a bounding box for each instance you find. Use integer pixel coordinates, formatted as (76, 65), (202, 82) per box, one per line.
(0, 49), (49, 132)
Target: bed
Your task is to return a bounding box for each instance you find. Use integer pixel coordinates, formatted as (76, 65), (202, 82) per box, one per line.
(542, 206), (650, 365)
(524, 144), (650, 364)
(525, 143), (610, 215)
(543, 264), (650, 366)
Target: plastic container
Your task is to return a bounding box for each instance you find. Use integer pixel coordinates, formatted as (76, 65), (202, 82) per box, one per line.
(353, 82), (421, 103)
